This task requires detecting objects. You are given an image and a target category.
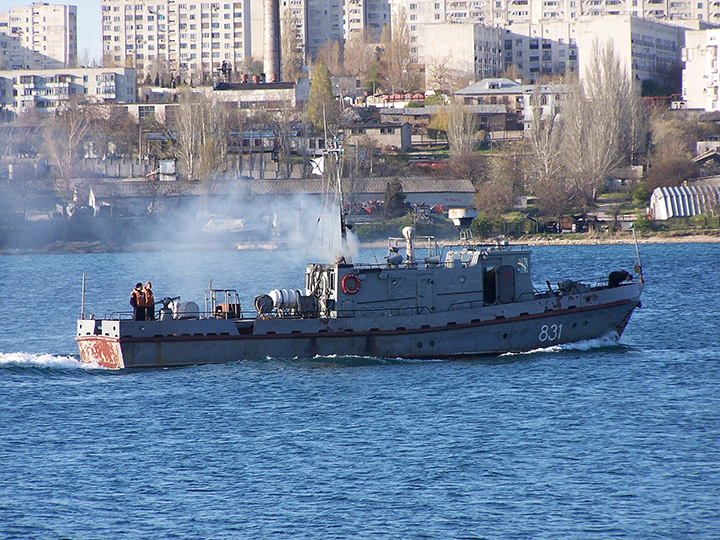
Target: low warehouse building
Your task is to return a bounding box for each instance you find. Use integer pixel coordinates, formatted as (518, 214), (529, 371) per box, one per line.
(649, 185), (720, 220)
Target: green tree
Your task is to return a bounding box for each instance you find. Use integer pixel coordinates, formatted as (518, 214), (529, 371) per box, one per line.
(306, 61), (340, 132)
(363, 62), (383, 94)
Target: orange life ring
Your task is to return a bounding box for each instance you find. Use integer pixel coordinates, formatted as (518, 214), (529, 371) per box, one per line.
(341, 273), (361, 295)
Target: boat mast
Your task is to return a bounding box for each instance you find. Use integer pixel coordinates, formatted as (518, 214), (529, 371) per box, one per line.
(322, 105), (348, 252)
(327, 137), (347, 242)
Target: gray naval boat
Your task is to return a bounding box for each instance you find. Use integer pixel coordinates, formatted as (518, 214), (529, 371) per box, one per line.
(76, 207), (644, 369)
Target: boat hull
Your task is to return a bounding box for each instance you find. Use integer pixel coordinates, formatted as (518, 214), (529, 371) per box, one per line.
(76, 284), (642, 368)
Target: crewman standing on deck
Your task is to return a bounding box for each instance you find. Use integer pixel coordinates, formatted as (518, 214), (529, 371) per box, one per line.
(130, 282), (146, 321)
(143, 281), (155, 320)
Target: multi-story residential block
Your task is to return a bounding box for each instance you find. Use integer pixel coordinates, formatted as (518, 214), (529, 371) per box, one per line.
(0, 67), (136, 114)
(683, 28), (720, 110)
(421, 23), (502, 87)
(500, 20), (578, 78)
(394, 0), (720, 27)
(278, 0), (348, 63)
(394, 0), (713, 86)
(344, 0), (390, 41)
(0, 2), (77, 70)
(576, 15), (680, 90)
(101, 0), (265, 80)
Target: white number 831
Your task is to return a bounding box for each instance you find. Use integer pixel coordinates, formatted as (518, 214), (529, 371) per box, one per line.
(539, 324), (562, 342)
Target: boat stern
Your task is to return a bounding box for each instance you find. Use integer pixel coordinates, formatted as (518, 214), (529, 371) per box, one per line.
(76, 319), (125, 369)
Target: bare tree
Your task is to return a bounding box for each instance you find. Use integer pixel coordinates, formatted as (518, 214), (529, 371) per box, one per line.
(648, 107), (706, 163)
(281, 11), (302, 82)
(343, 31), (377, 80)
(84, 104), (138, 158)
(260, 104), (301, 179)
(173, 90), (231, 182)
(524, 87), (565, 193)
(446, 104), (479, 156)
(346, 134), (379, 176)
(473, 178), (516, 218)
(317, 40), (344, 76)
(560, 40), (645, 207)
(42, 101), (93, 198)
(425, 55), (474, 92)
(380, 8), (418, 93)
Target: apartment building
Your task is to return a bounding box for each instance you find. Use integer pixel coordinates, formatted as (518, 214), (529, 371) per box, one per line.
(101, 0), (264, 79)
(283, 0), (345, 58)
(500, 20), (577, 78)
(0, 2), (77, 70)
(394, 0), (720, 27)
(576, 15), (680, 89)
(683, 28), (720, 110)
(344, 0), (390, 41)
(421, 23), (502, 86)
(0, 67), (136, 114)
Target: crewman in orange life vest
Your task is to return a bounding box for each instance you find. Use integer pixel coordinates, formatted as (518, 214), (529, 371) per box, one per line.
(143, 281), (155, 321)
(130, 282), (146, 321)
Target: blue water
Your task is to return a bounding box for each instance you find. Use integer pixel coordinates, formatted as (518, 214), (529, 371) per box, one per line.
(1, 243), (719, 539)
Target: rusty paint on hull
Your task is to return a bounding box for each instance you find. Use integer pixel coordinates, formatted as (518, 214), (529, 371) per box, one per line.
(76, 336), (125, 369)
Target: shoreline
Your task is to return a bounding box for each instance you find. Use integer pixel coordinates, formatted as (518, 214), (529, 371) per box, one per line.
(2, 232), (720, 255)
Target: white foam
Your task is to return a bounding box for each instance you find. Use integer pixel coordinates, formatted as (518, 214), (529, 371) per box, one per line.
(500, 331), (620, 357)
(311, 354), (443, 363)
(0, 351), (86, 369)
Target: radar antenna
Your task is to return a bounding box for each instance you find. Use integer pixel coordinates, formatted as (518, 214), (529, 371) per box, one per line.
(448, 208), (478, 243)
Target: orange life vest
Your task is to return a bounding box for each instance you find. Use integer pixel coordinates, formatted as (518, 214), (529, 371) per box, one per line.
(131, 288), (145, 307)
(143, 288), (154, 307)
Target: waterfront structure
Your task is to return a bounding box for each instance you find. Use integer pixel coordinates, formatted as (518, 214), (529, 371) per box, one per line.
(0, 67), (136, 114)
(0, 2), (77, 70)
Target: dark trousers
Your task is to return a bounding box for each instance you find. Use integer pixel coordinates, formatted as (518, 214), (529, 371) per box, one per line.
(146, 305), (155, 321)
(133, 307), (146, 321)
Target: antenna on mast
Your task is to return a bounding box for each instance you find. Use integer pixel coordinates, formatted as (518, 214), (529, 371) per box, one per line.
(322, 105), (348, 246)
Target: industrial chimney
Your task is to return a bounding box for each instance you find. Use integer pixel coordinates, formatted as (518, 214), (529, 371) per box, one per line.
(263, 0), (281, 83)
